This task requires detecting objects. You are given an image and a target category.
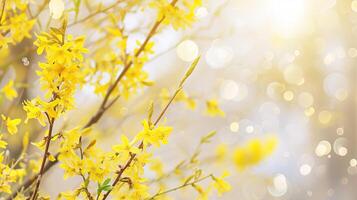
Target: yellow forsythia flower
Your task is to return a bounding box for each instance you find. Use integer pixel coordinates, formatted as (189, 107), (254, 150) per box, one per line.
(150, 0), (202, 30)
(1, 80), (18, 100)
(136, 120), (173, 147)
(14, 193), (27, 200)
(1, 115), (21, 135)
(160, 88), (196, 110)
(149, 158), (164, 177)
(215, 143), (228, 161)
(205, 99), (225, 117)
(233, 136), (278, 170)
(0, 134), (7, 149)
(212, 171), (231, 196)
(112, 134), (140, 154)
(23, 98), (47, 126)
(193, 184), (212, 200)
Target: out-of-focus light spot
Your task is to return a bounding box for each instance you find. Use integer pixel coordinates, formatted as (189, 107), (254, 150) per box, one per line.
(350, 159), (357, 167)
(336, 127), (344, 135)
(294, 50), (300, 56)
(176, 40), (199, 62)
(22, 57), (29, 66)
(333, 137), (348, 156)
(205, 40), (233, 69)
(284, 65), (304, 85)
(230, 122), (239, 132)
(267, 82), (285, 99)
(283, 90), (294, 101)
(269, 0), (306, 38)
(220, 80), (238, 100)
(315, 140), (331, 157)
(246, 125), (254, 133)
(324, 53), (336, 65)
(304, 107), (315, 117)
(351, 0), (357, 12)
(268, 174), (288, 197)
(300, 164), (312, 176)
(233, 83), (248, 101)
(318, 110), (332, 124)
(324, 73), (348, 101)
(195, 7), (208, 18)
(49, 0), (65, 19)
(239, 119), (254, 134)
(338, 147), (348, 156)
(348, 48), (357, 58)
(298, 92), (314, 108)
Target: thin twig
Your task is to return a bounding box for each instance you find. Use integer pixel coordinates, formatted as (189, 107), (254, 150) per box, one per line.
(0, 0), (6, 26)
(147, 174), (213, 200)
(101, 53), (198, 200)
(68, 0), (122, 27)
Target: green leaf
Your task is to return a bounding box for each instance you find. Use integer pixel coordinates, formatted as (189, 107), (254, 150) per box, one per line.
(102, 178), (111, 186)
(101, 185), (112, 192)
(97, 178), (112, 193)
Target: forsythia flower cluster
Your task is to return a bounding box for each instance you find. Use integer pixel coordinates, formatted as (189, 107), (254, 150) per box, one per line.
(0, 0), (278, 199)
(0, 0), (35, 52)
(22, 25), (88, 128)
(151, 0), (202, 30)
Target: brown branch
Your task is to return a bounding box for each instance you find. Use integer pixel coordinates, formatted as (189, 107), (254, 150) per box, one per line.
(30, 114), (55, 200)
(80, 174), (94, 200)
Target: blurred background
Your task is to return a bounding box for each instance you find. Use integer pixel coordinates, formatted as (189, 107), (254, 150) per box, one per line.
(2, 0), (357, 199)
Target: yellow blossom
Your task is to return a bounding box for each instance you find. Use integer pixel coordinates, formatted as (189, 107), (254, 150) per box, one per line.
(150, 0), (202, 30)
(23, 98), (47, 126)
(205, 99), (225, 117)
(112, 135), (140, 154)
(215, 143), (228, 161)
(136, 120), (173, 147)
(1, 115), (21, 135)
(212, 171), (231, 196)
(234, 136), (278, 170)
(0, 134), (7, 149)
(1, 80), (18, 100)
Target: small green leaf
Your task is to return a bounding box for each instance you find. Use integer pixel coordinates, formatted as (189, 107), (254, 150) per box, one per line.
(103, 178), (111, 186)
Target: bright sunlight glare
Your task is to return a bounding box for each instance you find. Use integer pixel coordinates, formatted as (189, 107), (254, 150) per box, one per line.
(269, 0), (307, 38)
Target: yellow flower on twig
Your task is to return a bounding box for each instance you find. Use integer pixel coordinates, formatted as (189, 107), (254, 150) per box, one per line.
(1, 115), (21, 135)
(205, 99), (225, 117)
(1, 80), (18, 100)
